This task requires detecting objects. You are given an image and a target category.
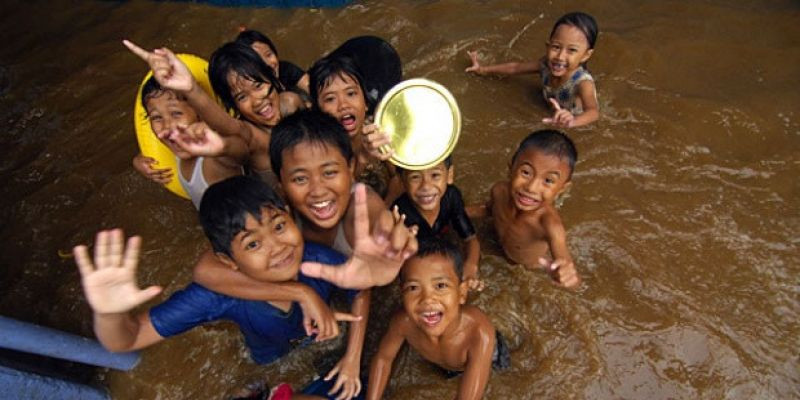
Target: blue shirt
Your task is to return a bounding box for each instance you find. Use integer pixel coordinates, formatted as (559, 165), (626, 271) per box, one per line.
(149, 242), (356, 365)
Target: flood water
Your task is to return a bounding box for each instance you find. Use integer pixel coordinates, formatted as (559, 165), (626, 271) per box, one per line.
(1, 0), (798, 398)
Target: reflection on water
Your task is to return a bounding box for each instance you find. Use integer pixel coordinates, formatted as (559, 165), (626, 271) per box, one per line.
(1, 0), (798, 398)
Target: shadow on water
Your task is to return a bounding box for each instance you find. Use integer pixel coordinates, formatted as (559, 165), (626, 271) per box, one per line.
(0, 0), (798, 398)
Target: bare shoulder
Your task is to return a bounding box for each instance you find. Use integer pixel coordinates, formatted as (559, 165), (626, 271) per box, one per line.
(460, 305), (495, 339)
(540, 205), (565, 232)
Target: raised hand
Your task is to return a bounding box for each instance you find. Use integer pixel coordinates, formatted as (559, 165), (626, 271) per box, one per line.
(362, 122), (393, 161)
(73, 229), (162, 314)
(465, 50), (485, 74)
(539, 257), (581, 289)
(301, 184), (418, 289)
(132, 154), (173, 184)
(542, 98), (575, 128)
(123, 39), (194, 92)
(170, 122), (225, 157)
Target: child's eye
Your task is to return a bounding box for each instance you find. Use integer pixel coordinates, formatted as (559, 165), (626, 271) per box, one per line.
(436, 282), (449, 290)
(291, 175), (308, 184)
(235, 94), (246, 103)
(274, 221), (285, 232)
(403, 284), (419, 292)
(245, 240), (260, 251)
(323, 168), (339, 178)
(347, 89), (357, 97)
(431, 172), (441, 179)
(149, 115), (162, 122)
(545, 177), (556, 185)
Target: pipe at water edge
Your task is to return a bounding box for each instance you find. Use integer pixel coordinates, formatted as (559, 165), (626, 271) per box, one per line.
(0, 316), (139, 371)
(0, 365), (109, 400)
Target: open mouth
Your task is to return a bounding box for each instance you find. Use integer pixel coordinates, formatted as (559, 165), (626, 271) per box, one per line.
(415, 193), (438, 206)
(257, 103), (275, 122)
(269, 248), (295, 270)
(339, 114), (357, 133)
(308, 200), (337, 221)
(421, 311), (443, 327)
(550, 61), (567, 74)
(515, 192), (541, 208)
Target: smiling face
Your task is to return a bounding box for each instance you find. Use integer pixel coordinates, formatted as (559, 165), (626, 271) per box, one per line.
(279, 141), (354, 230)
(509, 148), (572, 212)
(227, 72), (281, 127)
(545, 24), (594, 78)
(401, 253), (467, 337)
(145, 90), (199, 159)
(221, 206), (304, 283)
(250, 41), (280, 78)
(401, 162), (454, 214)
(316, 73), (367, 137)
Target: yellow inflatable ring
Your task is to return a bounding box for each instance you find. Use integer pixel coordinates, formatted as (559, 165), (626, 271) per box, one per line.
(133, 54), (216, 199)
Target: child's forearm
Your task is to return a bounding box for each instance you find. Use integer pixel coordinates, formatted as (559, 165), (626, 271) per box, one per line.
(193, 251), (314, 302)
(463, 237), (481, 279)
(366, 354), (394, 400)
(93, 312), (149, 352)
(342, 290), (370, 362)
(569, 108), (599, 128)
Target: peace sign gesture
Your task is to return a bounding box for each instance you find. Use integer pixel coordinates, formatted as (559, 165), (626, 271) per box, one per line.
(542, 98), (576, 128)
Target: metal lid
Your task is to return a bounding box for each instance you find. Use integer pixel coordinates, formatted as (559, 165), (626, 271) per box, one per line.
(374, 78), (461, 170)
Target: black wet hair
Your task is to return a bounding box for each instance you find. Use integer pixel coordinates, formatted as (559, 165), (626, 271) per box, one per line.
(395, 155), (453, 176)
(199, 175), (287, 257)
(511, 130), (578, 180)
(209, 41), (282, 112)
(308, 55), (369, 112)
(402, 238), (464, 281)
(141, 76), (164, 110)
(235, 29), (279, 57)
(550, 12), (598, 67)
(269, 109), (354, 177)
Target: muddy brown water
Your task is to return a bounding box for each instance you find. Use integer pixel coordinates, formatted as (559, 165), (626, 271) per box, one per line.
(1, 0), (798, 398)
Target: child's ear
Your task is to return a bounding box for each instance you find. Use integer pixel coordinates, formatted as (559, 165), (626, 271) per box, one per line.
(554, 181), (572, 208)
(580, 48), (594, 64)
(215, 253), (239, 271)
(458, 280), (468, 305)
(447, 165), (455, 185)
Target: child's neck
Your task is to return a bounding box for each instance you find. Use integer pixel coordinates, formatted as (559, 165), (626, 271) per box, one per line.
(264, 275), (299, 312)
(548, 66), (581, 88)
(415, 202), (441, 228)
(301, 218), (339, 248)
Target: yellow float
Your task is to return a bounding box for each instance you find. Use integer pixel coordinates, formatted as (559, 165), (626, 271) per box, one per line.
(132, 53), (217, 199)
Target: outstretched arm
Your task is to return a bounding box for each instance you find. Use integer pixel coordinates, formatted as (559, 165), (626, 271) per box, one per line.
(324, 290), (371, 400)
(73, 229), (164, 352)
(192, 250), (356, 341)
(465, 51), (541, 76)
(462, 236), (483, 291)
(366, 313), (407, 400)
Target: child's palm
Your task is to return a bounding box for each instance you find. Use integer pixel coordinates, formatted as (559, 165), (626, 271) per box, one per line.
(74, 230), (162, 314)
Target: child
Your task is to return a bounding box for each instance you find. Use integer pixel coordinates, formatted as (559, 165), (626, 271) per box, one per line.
(235, 29), (310, 94)
(308, 55), (402, 202)
(191, 110), (417, 318)
(124, 40), (281, 183)
(392, 157), (483, 290)
(465, 12), (600, 128)
(73, 175), (369, 399)
(132, 77), (249, 208)
(472, 130), (581, 289)
(367, 240), (510, 400)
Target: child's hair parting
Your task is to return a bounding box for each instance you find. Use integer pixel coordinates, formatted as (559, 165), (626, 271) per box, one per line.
(234, 29), (279, 58)
(308, 55), (369, 112)
(512, 130), (578, 179)
(199, 175), (287, 257)
(209, 41), (282, 112)
(403, 238), (464, 281)
(269, 109), (354, 176)
(550, 12), (598, 68)
(396, 155), (452, 176)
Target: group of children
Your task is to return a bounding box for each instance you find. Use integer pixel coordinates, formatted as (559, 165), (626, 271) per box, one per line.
(75, 11), (599, 400)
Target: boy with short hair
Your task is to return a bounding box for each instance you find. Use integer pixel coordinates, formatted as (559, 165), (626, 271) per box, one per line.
(366, 240), (509, 400)
(472, 129), (581, 289)
(73, 176), (369, 400)
(392, 157), (482, 290)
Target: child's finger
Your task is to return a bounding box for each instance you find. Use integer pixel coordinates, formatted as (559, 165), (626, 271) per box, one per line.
(372, 209), (395, 248)
(121, 236), (141, 270)
(107, 229), (124, 269)
(548, 97), (562, 111)
(324, 364), (340, 381)
(333, 312), (362, 322)
(352, 183), (370, 243)
(73, 245), (94, 277)
(122, 40), (150, 61)
(94, 230), (110, 269)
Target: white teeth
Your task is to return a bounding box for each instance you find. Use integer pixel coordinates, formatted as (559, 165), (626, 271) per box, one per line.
(311, 200), (332, 209)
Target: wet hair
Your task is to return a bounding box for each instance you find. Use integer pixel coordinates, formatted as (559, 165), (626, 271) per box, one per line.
(308, 55), (369, 112)
(209, 41), (282, 112)
(199, 175), (287, 257)
(235, 29), (279, 57)
(395, 155), (452, 176)
(550, 12), (598, 67)
(269, 109), (354, 177)
(140, 76), (169, 111)
(402, 238), (464, 281)
(511, 130), (578, 180)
